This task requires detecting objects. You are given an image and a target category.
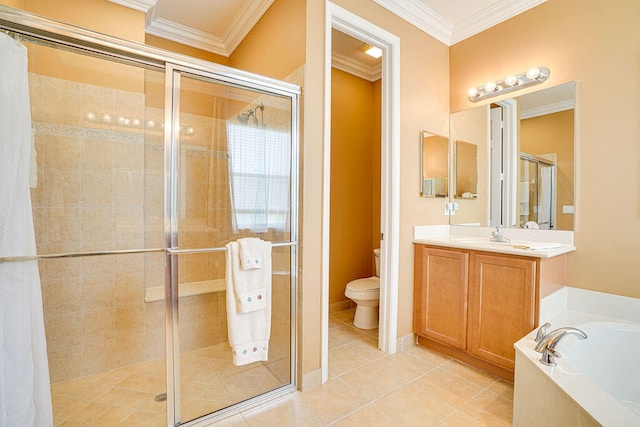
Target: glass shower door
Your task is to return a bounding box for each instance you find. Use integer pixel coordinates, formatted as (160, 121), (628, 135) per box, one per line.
(167, 68), (297, 424)
(0, 7), (299, 425)
(519, 154), (555, 229)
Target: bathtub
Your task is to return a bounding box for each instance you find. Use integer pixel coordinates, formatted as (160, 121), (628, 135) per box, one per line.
(513, 288), (640, 426)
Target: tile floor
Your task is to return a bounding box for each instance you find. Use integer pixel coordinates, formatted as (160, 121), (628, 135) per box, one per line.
(209, 308), (514, 426)
(51, 343), (288, 426)
(51, 308), (514, 426)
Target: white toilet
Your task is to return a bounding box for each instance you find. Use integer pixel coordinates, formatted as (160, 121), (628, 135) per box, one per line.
(345, 249), (380, 330)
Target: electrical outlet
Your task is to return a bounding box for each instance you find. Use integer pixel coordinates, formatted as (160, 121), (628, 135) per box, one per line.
(444, 202), (458, 216)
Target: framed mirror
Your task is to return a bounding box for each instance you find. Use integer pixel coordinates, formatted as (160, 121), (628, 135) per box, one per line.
(420, 131), (448, 198)
(449, 82), (576, 230)
(454, 140), (478, 199)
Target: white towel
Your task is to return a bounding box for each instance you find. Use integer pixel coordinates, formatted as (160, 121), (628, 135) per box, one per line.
(512, 242), (562, 250)
(225, 239), (272, 366)
(238, 237), (263, 270)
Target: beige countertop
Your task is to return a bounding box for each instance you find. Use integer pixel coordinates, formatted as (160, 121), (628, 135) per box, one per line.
(413, 225), (576, 258)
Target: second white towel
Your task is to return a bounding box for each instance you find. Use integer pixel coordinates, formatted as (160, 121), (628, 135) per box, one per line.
(225, 239), (272, 366)
(238, 237), (263, 270)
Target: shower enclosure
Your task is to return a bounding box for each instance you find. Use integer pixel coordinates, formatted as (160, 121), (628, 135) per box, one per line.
(0, 6), (299, 426)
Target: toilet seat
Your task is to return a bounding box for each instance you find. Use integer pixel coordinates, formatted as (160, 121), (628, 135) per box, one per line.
(345, 277), (379, 299)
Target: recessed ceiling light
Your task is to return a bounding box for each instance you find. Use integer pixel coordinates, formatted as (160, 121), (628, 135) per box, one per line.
(361, 44), (382, 59)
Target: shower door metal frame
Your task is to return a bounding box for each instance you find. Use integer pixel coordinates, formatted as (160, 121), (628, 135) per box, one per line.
(0, 6), (300, 427)
(519, 152), (556, 229)
(163, 64), (301, 425)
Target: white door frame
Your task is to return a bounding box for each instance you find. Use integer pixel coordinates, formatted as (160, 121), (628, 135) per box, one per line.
(322, 2), (400, 383)
(492, 99), (518, 227)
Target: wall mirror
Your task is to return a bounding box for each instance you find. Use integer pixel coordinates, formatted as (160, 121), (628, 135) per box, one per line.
(420, 131), (448, 198)
(449, 82), (576, 230)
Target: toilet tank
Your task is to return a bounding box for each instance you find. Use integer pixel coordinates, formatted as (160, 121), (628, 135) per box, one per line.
(374, 248), (381, 277)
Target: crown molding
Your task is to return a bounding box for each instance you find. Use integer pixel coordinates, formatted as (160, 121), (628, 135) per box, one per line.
(373, 0), (546, 46)
(114, 0), (546, 53)
(108, 0), (157, 13)
(145, 16), (229, 55)
(223, 0), (274, 55)
(143, 0), (273, 56)
(451, 0), (547, 45)
(372, 0), (452, 45)
(520, 99), (574, 120)
(332, 52), (381, 82)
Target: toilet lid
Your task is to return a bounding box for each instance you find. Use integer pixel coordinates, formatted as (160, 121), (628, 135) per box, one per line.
(346, 277), (380, 291)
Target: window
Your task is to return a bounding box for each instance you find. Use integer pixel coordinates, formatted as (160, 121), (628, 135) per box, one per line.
(226, 122), (290, 233)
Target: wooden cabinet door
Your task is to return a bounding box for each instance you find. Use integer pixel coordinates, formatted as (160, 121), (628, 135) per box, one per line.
(414, 245), (469, 350)
(468, 253), (536, 371)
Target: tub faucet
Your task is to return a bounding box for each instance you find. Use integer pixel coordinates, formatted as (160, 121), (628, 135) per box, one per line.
(534, 325), (587, 366)
(489, 225), (510, 243)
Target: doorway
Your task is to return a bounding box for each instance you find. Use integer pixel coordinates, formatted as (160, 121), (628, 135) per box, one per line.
(328, 27), (382, 366)
(322, 2), (401, 383)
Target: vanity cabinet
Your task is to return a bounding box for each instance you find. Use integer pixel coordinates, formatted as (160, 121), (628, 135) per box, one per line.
(413, 246), (469, 350)
(414, 244), (565, 380)
(467, 253), (536, 371)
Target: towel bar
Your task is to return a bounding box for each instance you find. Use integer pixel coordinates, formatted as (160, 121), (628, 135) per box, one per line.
(0, 241), (297, 263)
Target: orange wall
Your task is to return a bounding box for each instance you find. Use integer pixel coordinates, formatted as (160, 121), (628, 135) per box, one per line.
(372, 79), (382, 253)
(22, 0), (143, 41)
(230, 0), (305, 80)
(520, 109), (575, 230)
(145, 34), (230, 65)
(450, 0), (640, 298)
(1, 0), (145, 92)
(329, 68), (380, 305)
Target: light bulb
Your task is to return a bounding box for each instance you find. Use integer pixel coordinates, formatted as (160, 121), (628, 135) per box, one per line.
(132, 118), (141, 127)
(485, 81), (497, 92)
(468, 87), (479, 97)
(102, 114), (111, 124)
(365, 46), (382, 59)
(526, 67), (541, 80)
(504, 75), (518, 86)
(85, 112), (96, 122)
(186, 127), (195, 136)
(146, 120), (155, 129)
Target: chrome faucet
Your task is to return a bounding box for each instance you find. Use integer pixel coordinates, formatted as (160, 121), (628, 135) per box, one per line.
(489, 225), (511, 243)
(534, 324), (587, 366)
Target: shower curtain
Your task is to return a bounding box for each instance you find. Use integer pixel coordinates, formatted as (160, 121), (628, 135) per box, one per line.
(0, 33), (53, 426)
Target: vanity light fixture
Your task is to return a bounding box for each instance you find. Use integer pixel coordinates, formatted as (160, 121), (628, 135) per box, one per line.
(361, 43), (382, 59)
(467, 66), (550, 102)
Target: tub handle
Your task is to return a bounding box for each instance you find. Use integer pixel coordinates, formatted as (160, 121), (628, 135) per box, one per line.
(535, 326), (587, 367)
(535, 322), (552, 343)
(540, 347), (561, 367)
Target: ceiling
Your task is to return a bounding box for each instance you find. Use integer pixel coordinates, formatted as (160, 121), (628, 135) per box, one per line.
(109, 0), (547, 56)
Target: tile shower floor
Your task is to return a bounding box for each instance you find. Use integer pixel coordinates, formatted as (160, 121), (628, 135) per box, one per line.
(51, 342), (285, 426)
(52, 308), (514, 426)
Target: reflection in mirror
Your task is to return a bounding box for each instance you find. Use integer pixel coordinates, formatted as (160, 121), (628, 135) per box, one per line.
(420, 131), (448, 198)
(449, 104), (489, 226)
(449, 82), (575, 230)
(454, 140), (478, 199)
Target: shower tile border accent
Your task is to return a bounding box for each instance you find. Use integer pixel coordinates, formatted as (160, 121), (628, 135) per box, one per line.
(33, 122), (144, 145)
(33, 122), (228, 160)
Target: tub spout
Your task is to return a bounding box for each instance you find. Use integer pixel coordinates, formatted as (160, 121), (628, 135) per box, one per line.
(534, 326), (587, 367)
